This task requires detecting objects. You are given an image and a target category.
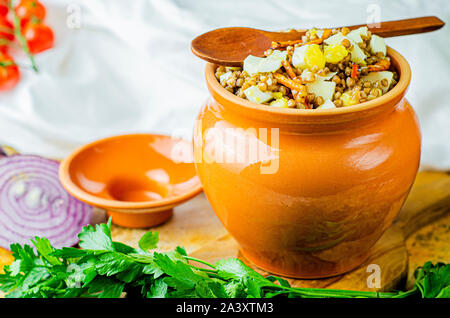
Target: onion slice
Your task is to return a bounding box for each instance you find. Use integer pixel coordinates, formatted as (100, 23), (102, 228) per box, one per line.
(0, 155), (93, 249)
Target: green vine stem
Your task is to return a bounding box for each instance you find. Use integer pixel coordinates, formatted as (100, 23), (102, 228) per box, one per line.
(8, 0), (39, 73)
(182, 254), (413, 298)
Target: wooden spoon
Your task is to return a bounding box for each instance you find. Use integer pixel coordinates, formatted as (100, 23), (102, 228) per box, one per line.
(191, 16), (445, 66)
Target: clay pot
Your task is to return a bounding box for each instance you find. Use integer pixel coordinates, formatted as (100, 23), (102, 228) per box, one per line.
(194, 47), (420, 278)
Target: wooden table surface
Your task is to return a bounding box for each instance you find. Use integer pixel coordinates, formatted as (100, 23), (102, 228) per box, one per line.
(1, 171), (449, 294)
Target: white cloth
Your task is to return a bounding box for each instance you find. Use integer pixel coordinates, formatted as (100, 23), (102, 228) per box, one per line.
(0, 0), (449, 170)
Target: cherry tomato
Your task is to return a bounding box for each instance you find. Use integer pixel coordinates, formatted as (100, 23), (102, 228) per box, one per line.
(0, 41), (8, 54)
(15, 0), (46, 26)
(0, 0), (8, 17)
(0, 15), (12, 53)
(0, 16), (14, 42)
(23, 22), (54, 54)
(0, 54), (20, 91)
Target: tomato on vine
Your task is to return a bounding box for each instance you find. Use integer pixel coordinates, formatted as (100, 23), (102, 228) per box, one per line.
(0, 16), (14, 41)
(0, 0), (8, 17)
(15, 0), (46, 26)
(0, 16), (13, 53)
(0, 0), (55, 89)
(0, 54), (20, 90)
(22, 22), (53, 54)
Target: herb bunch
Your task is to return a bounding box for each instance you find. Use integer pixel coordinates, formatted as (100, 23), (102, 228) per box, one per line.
(0, 219), (448, 298)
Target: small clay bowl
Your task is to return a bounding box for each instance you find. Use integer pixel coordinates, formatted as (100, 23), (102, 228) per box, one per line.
(59, 134), (202, 228)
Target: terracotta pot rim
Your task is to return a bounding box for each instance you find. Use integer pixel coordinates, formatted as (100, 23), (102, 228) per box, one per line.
(205, 46), (411, 123)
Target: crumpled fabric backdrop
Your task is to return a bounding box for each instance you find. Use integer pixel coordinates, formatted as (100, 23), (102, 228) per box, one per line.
(0, 0), (449, 170)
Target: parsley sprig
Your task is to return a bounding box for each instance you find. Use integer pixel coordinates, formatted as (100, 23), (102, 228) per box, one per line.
(0, 218), (448, 298)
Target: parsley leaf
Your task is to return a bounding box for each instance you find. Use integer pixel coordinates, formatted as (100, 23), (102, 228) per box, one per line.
(215, 258), (267, 284)
(32, 237), (62, 266)
(414, 262), (450, 298)
(1, 218), (448, 299)
(87, 276), (124, 298)
(195, 280), (227, 298)
(138, 231), (159, 252)
(147, 279), (168, 298)
(153, 253), (204, 291)
(78, 219), (114, 251)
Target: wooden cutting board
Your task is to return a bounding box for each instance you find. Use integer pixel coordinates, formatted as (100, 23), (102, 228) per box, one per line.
(1, 171), (449, 293)
(187, 171), (450, 291)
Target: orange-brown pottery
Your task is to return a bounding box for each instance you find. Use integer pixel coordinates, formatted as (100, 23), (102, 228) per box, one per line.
(194, 47), (421, 278)
(59, 134), (202, 228)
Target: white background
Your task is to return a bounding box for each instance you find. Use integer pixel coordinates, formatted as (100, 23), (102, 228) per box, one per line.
(0, 0), (449, 170)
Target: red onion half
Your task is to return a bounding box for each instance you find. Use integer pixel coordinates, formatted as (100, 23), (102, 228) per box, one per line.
(0, 155), (93, 249)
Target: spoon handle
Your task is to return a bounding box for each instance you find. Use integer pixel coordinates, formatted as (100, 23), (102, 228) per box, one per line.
(263, 16), (445, 41)
(350, 16), (445, 37)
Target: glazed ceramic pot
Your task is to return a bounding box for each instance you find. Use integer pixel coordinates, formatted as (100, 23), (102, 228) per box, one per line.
(193, 47), (420, 278)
